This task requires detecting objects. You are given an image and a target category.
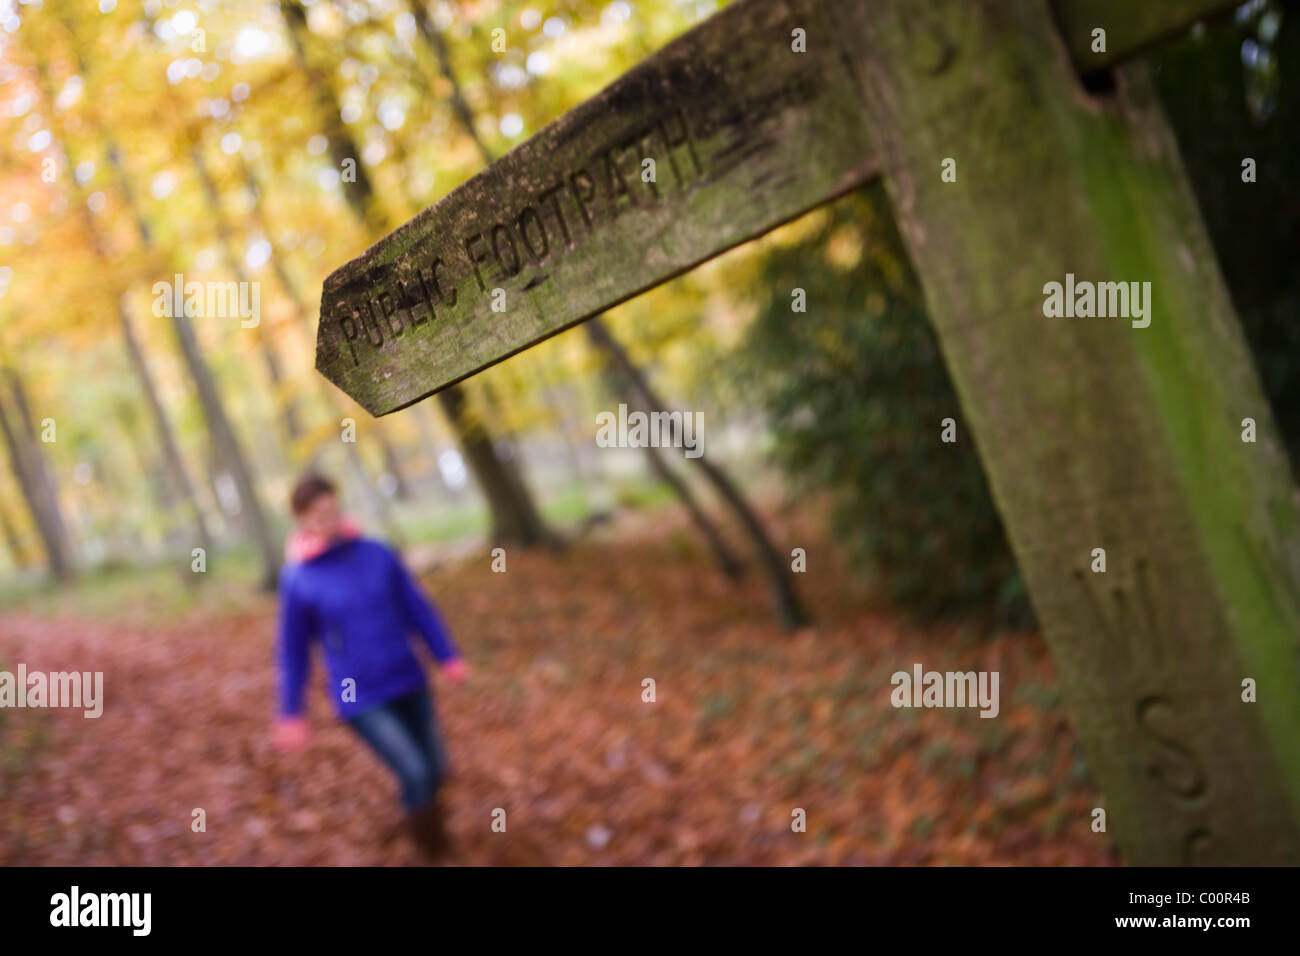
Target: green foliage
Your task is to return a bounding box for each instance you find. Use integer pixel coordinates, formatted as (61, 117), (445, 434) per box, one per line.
(1151, 1), (1300, 472)
(735, 186), (1030, 627)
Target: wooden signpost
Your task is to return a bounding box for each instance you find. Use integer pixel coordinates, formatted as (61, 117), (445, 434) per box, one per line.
(320, 0), (1300, 865)
(318, 0), (877, 415)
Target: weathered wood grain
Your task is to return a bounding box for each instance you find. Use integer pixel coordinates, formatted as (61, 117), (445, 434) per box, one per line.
(317, 0), (876, 414)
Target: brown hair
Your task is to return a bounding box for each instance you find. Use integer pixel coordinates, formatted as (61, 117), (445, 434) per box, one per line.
(290, 472), (337, 516)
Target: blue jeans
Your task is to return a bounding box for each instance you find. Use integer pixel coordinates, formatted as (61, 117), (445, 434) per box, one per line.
(345, 687), (449, 811)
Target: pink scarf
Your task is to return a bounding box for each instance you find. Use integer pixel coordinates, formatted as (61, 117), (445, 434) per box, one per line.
(284, 515), (361, 563)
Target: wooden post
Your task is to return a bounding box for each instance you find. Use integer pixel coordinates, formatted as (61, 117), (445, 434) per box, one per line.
(849, 0), (1300, 863)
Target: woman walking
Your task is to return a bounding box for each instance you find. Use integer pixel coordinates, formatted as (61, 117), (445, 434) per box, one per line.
(272, 473), (468, 859)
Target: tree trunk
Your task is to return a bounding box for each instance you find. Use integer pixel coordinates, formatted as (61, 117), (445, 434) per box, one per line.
(437, 385), (556, 548)
(0, 377), (73, 580)
(118, 309), (215, 555)
(851, 0), (1300, 863)
(236, 158), (407, 533)
(6, 368), (78, 563)
(190, 145), (306, 457)
(0, 491), (29, 569)
(277, 0), (387, 233)
(584, 325), (743, 579)
(170, 311), (281, 590)
(585, 319), (807, 627)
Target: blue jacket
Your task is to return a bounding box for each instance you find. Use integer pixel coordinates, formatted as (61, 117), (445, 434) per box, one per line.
(276, 537), (460, 719)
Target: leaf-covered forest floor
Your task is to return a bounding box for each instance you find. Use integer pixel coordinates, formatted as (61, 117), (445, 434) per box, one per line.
(0, 501), (1119, 865)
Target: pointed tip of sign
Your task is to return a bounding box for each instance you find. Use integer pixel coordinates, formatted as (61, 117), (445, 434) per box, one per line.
(314, 354), (385, 419)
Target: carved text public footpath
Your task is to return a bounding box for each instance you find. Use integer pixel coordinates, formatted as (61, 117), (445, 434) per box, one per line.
(330, 104), (702, 368)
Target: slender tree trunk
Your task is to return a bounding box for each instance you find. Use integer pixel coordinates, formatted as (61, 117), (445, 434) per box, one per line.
(278, 0), (385, 232)
(631, 417), (745, 580)
(8, 369), (66, 525)
(585, 325), (743, 578)
(6, 368), (78, 563)
(0, 380), (73, 581)
(585, 320), (808, 627)
(191, 145), (306, 456)
(236, 158), (406, 535)
(118, 309), (214, 554)
(170, 310), (281, 589)
(0, 492), (29, 569)
(403, 0), (568, 466)
(407, 0), (493, 163)
(437, 385), (555, 547)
